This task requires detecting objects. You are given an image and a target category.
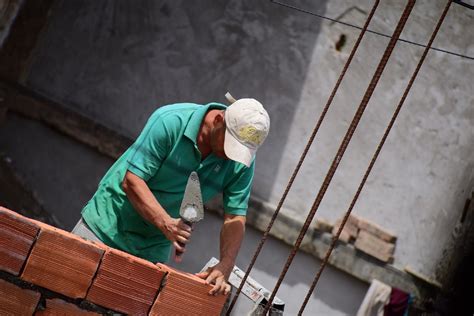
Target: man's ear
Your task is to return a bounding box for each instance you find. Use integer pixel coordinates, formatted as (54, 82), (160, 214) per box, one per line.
(214, 111), (225, 124)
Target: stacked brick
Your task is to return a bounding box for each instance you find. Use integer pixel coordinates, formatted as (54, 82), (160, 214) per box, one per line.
(0, 206), (228, 315)
(327, 214), (397, 263)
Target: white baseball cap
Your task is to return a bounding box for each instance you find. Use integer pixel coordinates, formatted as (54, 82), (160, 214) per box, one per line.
(223, 94), (270, 167)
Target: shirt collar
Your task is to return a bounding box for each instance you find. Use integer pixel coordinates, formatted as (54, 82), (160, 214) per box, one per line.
(184, 102), (227, 144)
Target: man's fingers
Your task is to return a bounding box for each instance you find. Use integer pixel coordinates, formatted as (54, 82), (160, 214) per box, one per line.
(172, 229), (191, 246)
(173, 241), (185, 252)
(205, 270), (218, 285)
(196, 268), (229, 296)
(176, 235), (190, 244)
(177, 220), (192, 232)
(224, 283), (231, 295)
(210, 277), (224, 295)
(195, 270), (210, 280)
(179, 230), (191, 239)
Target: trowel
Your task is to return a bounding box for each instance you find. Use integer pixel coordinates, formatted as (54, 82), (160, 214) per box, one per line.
(174, 171), (204, 262)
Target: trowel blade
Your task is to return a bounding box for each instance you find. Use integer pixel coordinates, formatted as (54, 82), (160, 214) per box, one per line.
(179, 171), (204, 223)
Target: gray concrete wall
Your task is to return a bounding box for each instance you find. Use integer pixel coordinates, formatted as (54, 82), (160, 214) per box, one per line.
(0, 115), (112, 228)
(21, 0), (474, 286)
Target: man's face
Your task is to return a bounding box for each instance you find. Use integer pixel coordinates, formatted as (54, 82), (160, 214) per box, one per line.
(210, 115), (228, 159)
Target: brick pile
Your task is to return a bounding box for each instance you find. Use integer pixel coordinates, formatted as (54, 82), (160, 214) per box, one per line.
(0, 206), (228, 315)
(330, 214), (397, 263)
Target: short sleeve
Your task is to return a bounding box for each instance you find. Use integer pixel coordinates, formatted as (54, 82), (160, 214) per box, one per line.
(223, 161), (255, 216)
(127, 113), (179, 181)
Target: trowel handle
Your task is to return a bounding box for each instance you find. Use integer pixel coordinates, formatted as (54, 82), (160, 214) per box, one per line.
(174, 219), (193, 262)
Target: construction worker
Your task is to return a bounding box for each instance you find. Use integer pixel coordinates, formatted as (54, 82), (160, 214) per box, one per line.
(72, 97), (270, 296)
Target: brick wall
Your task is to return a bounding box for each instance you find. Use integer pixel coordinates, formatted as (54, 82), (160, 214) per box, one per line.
(0, 206), (228, 315)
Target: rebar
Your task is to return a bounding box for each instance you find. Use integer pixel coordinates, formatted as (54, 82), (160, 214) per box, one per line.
(263, 1), (416, 314)
(297, 1), (453, 314)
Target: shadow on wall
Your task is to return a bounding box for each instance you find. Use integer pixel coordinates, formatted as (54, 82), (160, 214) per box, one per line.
(25, 0), (329, 202)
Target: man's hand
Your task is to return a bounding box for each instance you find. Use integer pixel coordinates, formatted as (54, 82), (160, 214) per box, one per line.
(122, 171), (192, 249)
(162, 218), (192, 253)
(195, 214), (245, 295)
(195, 261), (232, 296)
(122, 172), (195, 257)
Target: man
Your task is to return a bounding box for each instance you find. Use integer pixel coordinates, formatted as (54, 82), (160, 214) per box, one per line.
(73, 96), (270, 296)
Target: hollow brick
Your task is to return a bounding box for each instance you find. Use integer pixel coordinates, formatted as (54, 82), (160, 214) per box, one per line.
(86, 248), (166, 315)
(0, 278), (40, 315)
(21, 224), (104, 298)
(0, 206), (39, 275)
(150, 265), (228, 316)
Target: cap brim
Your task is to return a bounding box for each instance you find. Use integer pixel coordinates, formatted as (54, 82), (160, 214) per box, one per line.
(224, 129), (255, 167)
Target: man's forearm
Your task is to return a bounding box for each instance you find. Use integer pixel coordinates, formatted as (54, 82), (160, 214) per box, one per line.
(122, 171), (171, 229)
(219, 215), (246, 275)
(122, 171), (191, 256)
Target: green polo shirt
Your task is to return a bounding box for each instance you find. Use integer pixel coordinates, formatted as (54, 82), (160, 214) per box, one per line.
(81, 102), (254, 263)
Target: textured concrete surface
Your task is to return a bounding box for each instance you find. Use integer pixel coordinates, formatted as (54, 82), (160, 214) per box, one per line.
(0, 153), (59, 226)
(0, 115), (113, 229)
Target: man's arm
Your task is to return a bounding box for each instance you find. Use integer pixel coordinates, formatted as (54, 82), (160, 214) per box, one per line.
(196, 213), (246, 295)
(122, 171), (192, 253)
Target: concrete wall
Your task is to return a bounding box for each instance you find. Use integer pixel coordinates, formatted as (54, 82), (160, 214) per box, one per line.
(19, 0), (474, 285)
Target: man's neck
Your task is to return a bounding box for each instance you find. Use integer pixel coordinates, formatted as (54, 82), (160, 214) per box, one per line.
(197, 109), (219, 160)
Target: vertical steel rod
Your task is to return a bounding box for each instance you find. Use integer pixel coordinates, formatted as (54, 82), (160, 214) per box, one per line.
(297, 1), (453, 314)
(263, 1), (416, 314)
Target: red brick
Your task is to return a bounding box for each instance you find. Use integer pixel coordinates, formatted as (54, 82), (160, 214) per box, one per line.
(0, 278), (40, 315)
(0, 206), (39, 275)
(150, 265), (228, 316)
(21, 223), (104, 298)
(86, 248), (166, 315)
(332, 215), (359, 243)
(357, 218), (397, 243)
(355, 230), (395, 263)
(36, 298), (100, 316)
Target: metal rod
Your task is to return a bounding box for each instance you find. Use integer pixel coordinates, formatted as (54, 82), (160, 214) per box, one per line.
(263, 0), (416, 314)
(454, 0), (474, 10)
(225, 0), (381, 314)
(297, 0), (453, 314)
